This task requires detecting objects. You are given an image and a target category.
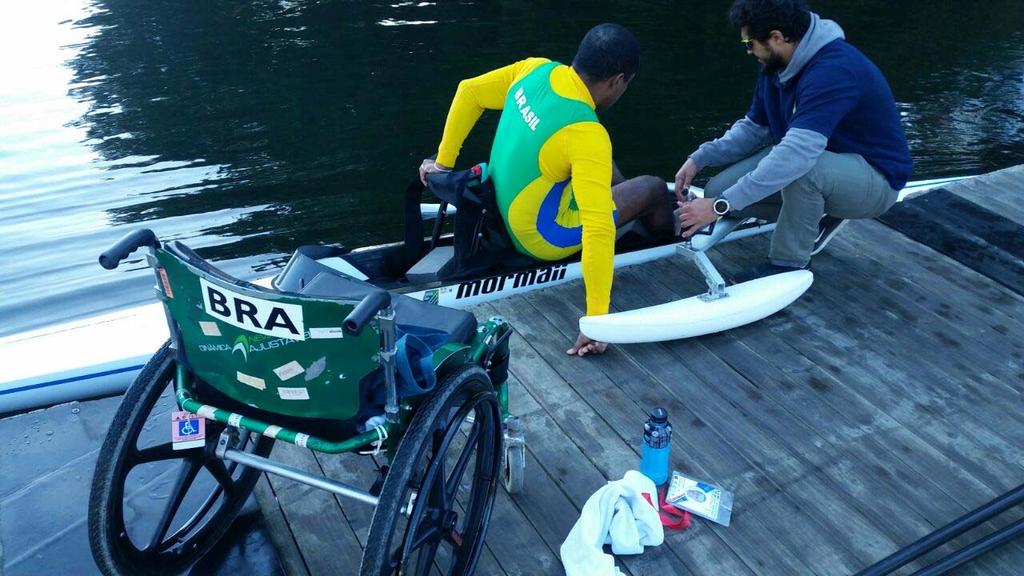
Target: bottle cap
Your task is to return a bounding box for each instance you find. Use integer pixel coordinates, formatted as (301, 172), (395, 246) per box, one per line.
(650, 407), (668, 424)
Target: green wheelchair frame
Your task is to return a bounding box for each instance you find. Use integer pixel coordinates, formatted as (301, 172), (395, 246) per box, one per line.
(87, 230), (524, 576)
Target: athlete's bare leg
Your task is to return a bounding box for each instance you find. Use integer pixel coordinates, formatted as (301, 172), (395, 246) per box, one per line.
(612, 175), (675, 238)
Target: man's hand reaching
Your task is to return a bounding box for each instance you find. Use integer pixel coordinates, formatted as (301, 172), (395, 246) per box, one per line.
(673, 157), (699, 204)
(678, 197), (719, 238)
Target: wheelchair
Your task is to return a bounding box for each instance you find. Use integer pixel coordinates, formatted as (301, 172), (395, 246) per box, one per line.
(87, 229), (522, 575)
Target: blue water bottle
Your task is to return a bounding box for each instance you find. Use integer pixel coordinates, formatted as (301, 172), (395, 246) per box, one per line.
(640, 407), (672, 485)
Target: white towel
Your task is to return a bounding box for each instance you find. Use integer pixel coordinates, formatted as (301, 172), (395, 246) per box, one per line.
(560, 470), (665, 576)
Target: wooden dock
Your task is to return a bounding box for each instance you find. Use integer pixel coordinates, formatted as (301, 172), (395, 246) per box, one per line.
(254, 166), (1024, 575)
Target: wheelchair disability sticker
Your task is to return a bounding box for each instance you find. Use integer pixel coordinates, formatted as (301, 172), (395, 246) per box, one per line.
(200, 277), (306, 340)
(171, 411), (206, 450)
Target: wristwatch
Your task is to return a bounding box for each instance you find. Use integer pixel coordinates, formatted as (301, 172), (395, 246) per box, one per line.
(713, 198), (731, 216)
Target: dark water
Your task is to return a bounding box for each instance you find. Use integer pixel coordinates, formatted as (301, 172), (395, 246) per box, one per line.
(2, 0), (1022, 337)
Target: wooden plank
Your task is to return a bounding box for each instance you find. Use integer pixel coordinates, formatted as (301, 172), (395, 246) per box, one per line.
(485, 301), (761, 573)
(311, 452), (378, 547)
(842, 219), (1024, 330)
(707, 237), (1024, 569)
(501, 370), (695, 576)
(651, 253), (1000, 497)
(525, 281), (907, 574)
(483, 480), (563, 574)
(782, 240), (1024, 443)
(253, 475), (311, 576)
(636, 258), (1023, 574)
(492, 316), (755, 576)
(312, 402), (506, 574)
(716, 232), (1024, 434)
(838, 220), (1024, 379)
(264, 443), (365, 575)
(489, 295), (836, 575)
(948, 166), (1024, 224)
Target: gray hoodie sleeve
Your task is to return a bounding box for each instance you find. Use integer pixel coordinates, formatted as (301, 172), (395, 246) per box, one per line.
(721, 127), (828, 211)
(689, 116), (771, 169)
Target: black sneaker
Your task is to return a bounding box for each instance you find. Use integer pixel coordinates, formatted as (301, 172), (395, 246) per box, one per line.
(811, 215), (847, 255)
(733, 261), (808, 283)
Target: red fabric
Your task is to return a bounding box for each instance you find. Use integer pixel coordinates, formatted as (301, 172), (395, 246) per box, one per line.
(642, 488), (692, 530)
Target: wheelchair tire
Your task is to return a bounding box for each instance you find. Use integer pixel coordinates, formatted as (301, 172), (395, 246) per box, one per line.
(360, 364), (502, 576)
(88, 341), (274, 575)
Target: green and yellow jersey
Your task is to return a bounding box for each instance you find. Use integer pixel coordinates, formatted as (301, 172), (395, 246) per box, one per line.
(435, 58), (616, 316)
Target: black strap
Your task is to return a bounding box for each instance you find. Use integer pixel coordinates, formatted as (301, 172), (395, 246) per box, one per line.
(402, 176), (427, 270)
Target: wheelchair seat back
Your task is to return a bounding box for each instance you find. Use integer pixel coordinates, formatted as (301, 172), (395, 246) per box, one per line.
(154, 242), (381, 423)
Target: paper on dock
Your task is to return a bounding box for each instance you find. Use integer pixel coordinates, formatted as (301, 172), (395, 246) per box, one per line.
(666, 470), (734, 526)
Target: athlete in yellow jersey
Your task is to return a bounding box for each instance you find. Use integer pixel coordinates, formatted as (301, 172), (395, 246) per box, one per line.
(419, 24), (674, 356)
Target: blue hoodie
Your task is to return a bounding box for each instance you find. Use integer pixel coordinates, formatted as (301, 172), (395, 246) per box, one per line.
(690, 13), (913, 210)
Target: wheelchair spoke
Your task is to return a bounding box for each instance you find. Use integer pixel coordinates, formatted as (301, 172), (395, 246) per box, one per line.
(414, 539), (442, 576)
(133, 442), (178, 465)
(409, 522), (440, 553)
(445, 419), (481, 503)
(430, 458), (449, 510)
(204, 459), (235, 496)
(165, 486), (222, 547)
(146, 457), (202, 554)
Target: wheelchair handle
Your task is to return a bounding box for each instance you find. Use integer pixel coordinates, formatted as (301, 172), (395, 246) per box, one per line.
(344, 290), (393, 336)
(99, 229), (161, 270)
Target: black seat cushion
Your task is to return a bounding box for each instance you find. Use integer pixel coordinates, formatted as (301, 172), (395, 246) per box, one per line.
(299, 272), (478, 344)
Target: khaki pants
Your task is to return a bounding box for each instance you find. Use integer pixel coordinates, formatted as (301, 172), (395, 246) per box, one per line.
(705, 148), (899, 267)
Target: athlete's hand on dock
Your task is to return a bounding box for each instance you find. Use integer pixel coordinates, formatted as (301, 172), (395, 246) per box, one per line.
(419, 158), (452, 186)
(674, 157), (699, 203)
(567, 332), (608, 357)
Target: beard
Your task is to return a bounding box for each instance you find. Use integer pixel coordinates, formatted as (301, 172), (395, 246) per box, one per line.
(759, 51), (787, 76)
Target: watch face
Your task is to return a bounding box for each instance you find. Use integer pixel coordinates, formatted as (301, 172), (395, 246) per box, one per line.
(714, 199), (729, 215)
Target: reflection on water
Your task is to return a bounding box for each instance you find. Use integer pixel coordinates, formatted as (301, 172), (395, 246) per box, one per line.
(1, 0), (1022, 336)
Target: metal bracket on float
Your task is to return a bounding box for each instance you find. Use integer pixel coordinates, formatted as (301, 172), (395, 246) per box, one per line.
(677, 245), (728, 302)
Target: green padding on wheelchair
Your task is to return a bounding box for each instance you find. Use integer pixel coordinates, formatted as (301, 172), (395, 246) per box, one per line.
(155, 243), (475, 427)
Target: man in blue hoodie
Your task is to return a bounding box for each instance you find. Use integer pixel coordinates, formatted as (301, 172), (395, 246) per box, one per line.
(675, 0), (913, 280)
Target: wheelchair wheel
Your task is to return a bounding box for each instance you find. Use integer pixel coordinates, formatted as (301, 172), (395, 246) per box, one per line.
(361, 365), (502, 576)
(88, 341), (275, 575)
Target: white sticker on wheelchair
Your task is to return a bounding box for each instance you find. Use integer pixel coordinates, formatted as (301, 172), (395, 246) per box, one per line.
(309, 327), (344, 339)
(228, 413), (243, 428)
(196, 406), (216, 420)
(263, 425), (283, 439)
(237, 371), (266, 390)
(278, 387), (310, 401)
(199, 321), (222, 337)
(295, 433), (310, 448)
(273, 360), (305, 381)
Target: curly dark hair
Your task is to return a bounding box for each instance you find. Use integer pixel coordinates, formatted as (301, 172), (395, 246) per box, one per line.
(728, 0), (811, 42)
